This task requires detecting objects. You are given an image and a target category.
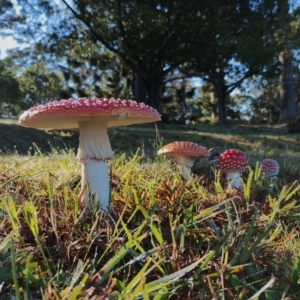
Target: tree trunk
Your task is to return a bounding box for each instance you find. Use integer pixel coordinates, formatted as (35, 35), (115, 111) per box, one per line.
(210, 74), (228, 125)
(279, 42), (296, 121)
(132, 72), (147, 103)
(145, 76), (161, 112)
(210, 92), (217, 122)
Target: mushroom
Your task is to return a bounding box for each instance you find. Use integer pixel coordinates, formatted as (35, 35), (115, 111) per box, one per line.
(259, 158), (279, 186)
(157, 141), (210, 180)
(19, 97), (160, 211)
(259, 158), (279, 178)
(217, 149), (248, 189)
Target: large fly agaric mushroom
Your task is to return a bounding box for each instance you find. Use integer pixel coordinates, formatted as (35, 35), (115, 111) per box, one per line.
(217, 149), (248, 189)
(157, 141), (210, 180)
(19, 97), (160, 211)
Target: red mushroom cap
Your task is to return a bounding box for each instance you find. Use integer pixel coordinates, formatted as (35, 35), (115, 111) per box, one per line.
(217, 149), (248, 172)
(260, 158), (279, 176)
(157, 141), (210, 157)
(19, 97), (161, 129)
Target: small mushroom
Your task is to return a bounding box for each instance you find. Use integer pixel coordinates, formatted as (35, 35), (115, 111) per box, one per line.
(157, 141), (210, 180)
(19, 97), (160, 211)
(217, 149), (248, 189)
(259, 158), (279, 187)
(259, 158), (279, 178)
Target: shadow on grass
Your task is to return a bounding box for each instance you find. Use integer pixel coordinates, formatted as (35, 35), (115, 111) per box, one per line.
(0, 123), (79, 155)
(1, 122), (300, 157)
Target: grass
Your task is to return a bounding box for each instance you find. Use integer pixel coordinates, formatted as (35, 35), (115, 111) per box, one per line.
(2, 119), (300, 157)
(1, 121), (300, 298)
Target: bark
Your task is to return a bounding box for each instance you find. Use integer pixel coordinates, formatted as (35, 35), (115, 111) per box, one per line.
(210, 92), (218, 122)
(279, 42), (297, 121)
(145, 76), (161, 112)
(210, 74), (228, 125)
(132, 72), (147, 103)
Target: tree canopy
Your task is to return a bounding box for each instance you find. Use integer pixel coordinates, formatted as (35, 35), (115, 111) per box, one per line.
(1, 0), (300, 124)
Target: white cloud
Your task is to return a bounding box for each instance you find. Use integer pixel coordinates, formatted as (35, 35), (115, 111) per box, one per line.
(0, 36), (19, 59)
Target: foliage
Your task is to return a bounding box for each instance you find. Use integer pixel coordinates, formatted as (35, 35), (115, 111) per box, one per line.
(17, 59), (63, 109)
(61, 51), (132, 100)
(0, 58), (64, 117)
(0, 59), (22, 116)
(0, 0), (23, 35)
(1, 0), (300, 123)
(9, 0), (284, 116)
(1, 124), (300, 298)
(182, 0), (282, 125)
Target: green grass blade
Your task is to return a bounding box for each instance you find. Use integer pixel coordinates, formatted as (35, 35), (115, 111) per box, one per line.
(10, 238), (21, 300)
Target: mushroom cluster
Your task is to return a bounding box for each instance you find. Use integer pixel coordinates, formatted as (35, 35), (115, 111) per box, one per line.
(19, 97), (161, 211)
(19, 97), (283, 212)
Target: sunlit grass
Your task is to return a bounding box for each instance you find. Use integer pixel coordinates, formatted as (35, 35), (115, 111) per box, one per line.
(1, 143), (300, 299)
(0, 118), (18, 125)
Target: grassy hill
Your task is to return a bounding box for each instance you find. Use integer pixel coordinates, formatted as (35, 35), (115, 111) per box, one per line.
(1, 118), (298, 157)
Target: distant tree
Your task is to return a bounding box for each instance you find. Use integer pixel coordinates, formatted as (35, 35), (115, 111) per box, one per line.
(192, 83), (218, 124)
(59, 48), (132, 99)
(17, 60), (63, 109)
(182, 0), (281, 125)
(251, 79), (281, 124)
(161, 77), (195, 124)
(0, 0), (22, 36)
(0, 59), (22, 116)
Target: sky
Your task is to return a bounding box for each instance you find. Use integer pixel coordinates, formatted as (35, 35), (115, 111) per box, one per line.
(0, 36), (19, 59)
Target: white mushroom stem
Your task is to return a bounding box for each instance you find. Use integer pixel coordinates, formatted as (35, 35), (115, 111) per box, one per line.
(226, 171), (243, 189)
(77, 120), (113, 211)
(174, 156), (193, 181)
(80, 160), (110, 209)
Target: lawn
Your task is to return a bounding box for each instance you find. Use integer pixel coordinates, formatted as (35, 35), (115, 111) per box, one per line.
(1, 120), (300, 299)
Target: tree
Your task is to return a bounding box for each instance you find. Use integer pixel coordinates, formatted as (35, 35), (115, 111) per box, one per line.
(161, 76), (195, 124)
(14, 0), (222, 112)
(0, 59), (22, 116)
(59, 50), (132, 100)
(277, 0), (298, 121)
(279, 42), (297, 121)
(11, 0), (283, 124)
(17, 60), (63, 109)
(57, 0), (216, 111)
(0, 0), (22, 35)
(182, 0), (281, 125)
(251, 79), (281, 124)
